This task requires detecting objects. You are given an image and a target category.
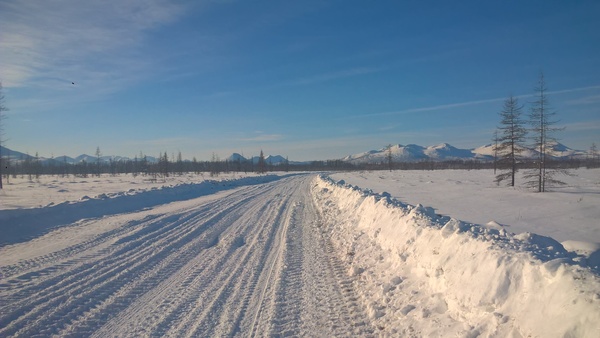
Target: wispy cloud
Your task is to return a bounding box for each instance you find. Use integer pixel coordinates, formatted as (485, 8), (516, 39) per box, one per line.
(350, 85), (600, 119)
(282, 67), (383, 87)
(545, 85), (600, 97)
(196, 66), (383, 102)
(566, 94), (600, 105)
(125, 136), (200, 150)
(562, 120), (600, 132)
(0, 0), (185, 88)
(349, 97), (506, 120)
(239, 132), (283, 142)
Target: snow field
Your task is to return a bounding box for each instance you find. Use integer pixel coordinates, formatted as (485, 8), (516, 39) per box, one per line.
(0, 174), (289, 246)
(329, 169), (600, 243)
(313, 175), (600, 337)
(0, 172), (278, 210)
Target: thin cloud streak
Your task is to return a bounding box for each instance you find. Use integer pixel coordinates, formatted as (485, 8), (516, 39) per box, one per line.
(125, 137), (200, 149)
(562, 120), (600, 132)
(168, 66), (384, 103)
(239, 134), (284, 142)
(282, 67), (384, 87)
(351, 85), (600, 120)
(566, 94), (600, 106)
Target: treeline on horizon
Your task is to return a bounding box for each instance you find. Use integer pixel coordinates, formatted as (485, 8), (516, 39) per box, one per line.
(1, 153), (598, 183)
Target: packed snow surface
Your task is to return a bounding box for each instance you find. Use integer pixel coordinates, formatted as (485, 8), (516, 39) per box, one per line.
(1, 174), (374, 337)
(1, 171), (599, 337)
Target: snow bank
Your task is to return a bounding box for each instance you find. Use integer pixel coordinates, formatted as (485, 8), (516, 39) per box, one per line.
(312, 175), (600, 337)
(0, 174), (295, 246)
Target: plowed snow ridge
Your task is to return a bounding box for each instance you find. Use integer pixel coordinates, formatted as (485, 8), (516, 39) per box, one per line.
(313, 175), (600, 337)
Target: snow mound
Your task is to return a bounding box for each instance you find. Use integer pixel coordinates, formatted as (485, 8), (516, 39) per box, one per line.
(312, 175), (600, 337)
(562, 240), (600, 268)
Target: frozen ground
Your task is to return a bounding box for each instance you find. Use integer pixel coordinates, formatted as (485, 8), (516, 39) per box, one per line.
(1, 171), (599, 337)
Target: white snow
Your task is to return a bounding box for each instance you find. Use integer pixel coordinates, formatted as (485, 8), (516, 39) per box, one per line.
(1, 170), (599, 337)
(0, 172), (264, 210)
(330, 168), (600, 243)
(0, 174), (375, 336)
(313, 174), (600, 337)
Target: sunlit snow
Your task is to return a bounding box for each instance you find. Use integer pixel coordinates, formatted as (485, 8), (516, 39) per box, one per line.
(1, 170), (598, 336)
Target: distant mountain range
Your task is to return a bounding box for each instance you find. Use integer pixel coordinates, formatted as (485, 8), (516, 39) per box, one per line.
(226, 153), (292, 165)
(0, 146), (158, 165)
(341, 142), (588, 164)
(0, 141), (589, 166)
(0, 146), (293, 166)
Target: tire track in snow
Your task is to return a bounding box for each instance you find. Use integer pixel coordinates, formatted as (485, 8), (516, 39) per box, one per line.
(244, 197), (295, 337)
(0, 214), (161, 280)
(181, 184), (296, 337)
(296, 192), (374, 337)
(59, 184), (273, 337)
(99, 182), (292, 337)
(0, 175), (376, 336)
(0, 185), (267, 337)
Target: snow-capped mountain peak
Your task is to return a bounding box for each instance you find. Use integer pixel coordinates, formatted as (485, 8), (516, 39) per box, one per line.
(342, 141), (587, 164)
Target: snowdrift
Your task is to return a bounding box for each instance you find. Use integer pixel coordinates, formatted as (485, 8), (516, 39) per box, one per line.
(312, 175), (600, 337)
(0, 174), (295, 247)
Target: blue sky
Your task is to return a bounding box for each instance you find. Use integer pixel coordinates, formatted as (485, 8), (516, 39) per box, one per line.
(1, 0), (599, 161)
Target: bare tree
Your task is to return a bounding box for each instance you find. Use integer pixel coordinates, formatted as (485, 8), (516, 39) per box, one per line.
(176, 151), (183, 176)
(95, 146), (102, 177)
(210, 153), (220, 177)
(386, 144), (393, 172)
(495, 95), (527, 186)
(0, 81), (7, 189)
(257, 150), (266, 174)
(587, 142), (599, 168)
(139, 152), (148, 176)
(523, 73), (567, 192)
(159, 152), (169, 179)
(492, 130), (499, 175)
(192, 157), (200, 175)
(34, 152), (41, 181)
(590, 143), (598, 161)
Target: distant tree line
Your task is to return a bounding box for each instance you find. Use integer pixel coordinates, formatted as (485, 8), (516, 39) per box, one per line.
(1, 149), (289, 181)
(355, 157), (597, 172)
(2, 151), (597, 183)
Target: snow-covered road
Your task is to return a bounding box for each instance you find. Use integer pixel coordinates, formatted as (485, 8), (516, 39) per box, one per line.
(0, 175), (374, 337)
(2, 173), (599, 337)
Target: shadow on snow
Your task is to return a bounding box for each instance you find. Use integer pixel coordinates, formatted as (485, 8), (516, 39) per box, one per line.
(0, 174), (304, 247)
